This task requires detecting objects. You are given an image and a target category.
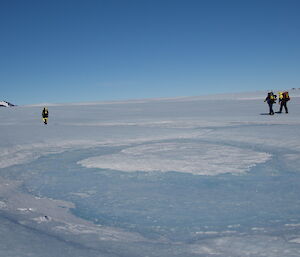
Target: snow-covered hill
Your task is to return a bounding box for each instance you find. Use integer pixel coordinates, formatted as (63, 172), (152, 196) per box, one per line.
(25, 88), (300, 107)
(0, 101), (15, 107)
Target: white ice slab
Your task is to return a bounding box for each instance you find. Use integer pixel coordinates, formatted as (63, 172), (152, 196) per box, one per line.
(79, 142), (271, 175)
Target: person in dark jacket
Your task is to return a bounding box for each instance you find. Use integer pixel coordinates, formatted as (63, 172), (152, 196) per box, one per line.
(278, 91), (290, 113)
(264, 92), (276, 115)
(42, 107), (49, 124)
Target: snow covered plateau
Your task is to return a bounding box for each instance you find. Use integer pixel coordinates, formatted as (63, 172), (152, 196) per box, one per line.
(1, 90), (300, 257)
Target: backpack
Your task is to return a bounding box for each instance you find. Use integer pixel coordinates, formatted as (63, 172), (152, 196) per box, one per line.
(282, 92), (290, 101)
(269, 92), (276, 101)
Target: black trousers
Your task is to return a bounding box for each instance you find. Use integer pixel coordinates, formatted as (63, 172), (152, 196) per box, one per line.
(279, 101), (288, 113)
(268, 102), (274, 115)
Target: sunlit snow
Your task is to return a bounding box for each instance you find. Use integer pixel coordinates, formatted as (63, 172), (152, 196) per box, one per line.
(79, 142), (271, 175)
(1, 90), (300, 257)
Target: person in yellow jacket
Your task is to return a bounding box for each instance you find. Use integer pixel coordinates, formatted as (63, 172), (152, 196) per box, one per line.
(278, 91), (290, 113)
(42, 107), (49, 124)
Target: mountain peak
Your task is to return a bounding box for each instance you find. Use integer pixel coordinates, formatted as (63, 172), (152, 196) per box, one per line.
(0, 101), (15, 107)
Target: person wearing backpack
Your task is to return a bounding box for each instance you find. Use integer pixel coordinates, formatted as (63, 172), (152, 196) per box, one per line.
(264, 92), (276, 115)
(278, 91), (290, 114)
(42, 107), (49, 124)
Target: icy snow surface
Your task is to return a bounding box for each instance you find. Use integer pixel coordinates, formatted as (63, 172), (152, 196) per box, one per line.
(79, 142), (271, 175)
(1, 90), (300, 257)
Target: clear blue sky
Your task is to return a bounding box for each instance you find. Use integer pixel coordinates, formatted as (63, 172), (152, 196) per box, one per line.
(1, 0), (299, 105)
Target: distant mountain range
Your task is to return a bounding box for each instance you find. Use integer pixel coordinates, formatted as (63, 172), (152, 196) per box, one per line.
(0, 101), (16, 107)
